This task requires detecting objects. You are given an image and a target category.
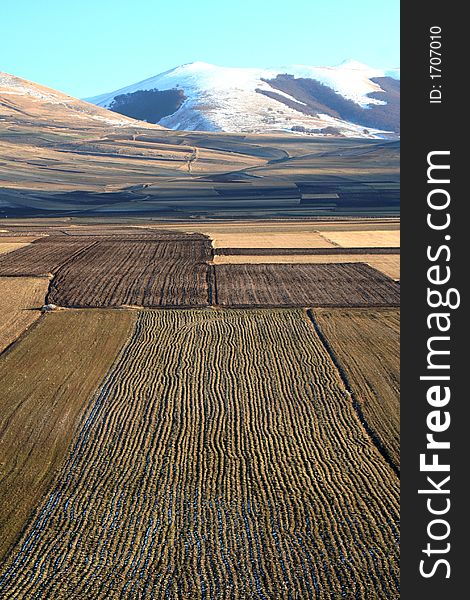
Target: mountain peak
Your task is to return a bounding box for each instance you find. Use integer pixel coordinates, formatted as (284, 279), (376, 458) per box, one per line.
(337, 59), (373, 70)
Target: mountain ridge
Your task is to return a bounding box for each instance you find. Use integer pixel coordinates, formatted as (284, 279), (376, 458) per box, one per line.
(87, 61), (400, 138)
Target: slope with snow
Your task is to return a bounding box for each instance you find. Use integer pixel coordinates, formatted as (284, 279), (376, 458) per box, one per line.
(87, 61), (400, 138)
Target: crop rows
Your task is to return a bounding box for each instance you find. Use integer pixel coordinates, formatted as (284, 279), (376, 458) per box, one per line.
(0, 309), (399, 599)
(47, 240), (212, 307)
(214, 263), (400, 307)
(46, 251), (399, 309)
(0, 238), (96, 276)
(0, 232), (212, 278)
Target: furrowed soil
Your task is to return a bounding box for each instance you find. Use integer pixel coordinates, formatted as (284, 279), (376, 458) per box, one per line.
(213, 254), (400, 280)
(48, 239), (212, 307)
(0, 310), (135, 562)
(214, 263), (400, 307)
(0, 238), (96, 276)
(0, 277), (49, 353)
(312, 308), (400, 471)
(0, 309), (399, 599)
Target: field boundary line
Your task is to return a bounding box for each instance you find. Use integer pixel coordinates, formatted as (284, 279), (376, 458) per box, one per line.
(0, 312), (45, 360)
(211, 264), (219, 306)
(305, 308), (400, 479)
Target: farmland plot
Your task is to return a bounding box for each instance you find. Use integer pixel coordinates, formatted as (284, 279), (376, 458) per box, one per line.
(318, 230), (400, 248)
(0, 238), (96, 276)
(312, 308), (400, 471)
(0, 310), (135, 561)
(48, 240), (211, 307)
(213, 254), (400, 280)
(214, 263), (400, 307)
(0, 309), (399, 599)
(208, 231), (335, 249)
(0, 277), (49, 352)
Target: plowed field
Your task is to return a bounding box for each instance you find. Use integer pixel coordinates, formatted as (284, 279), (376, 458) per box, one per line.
(0, 238), (96, 276)
(214, 263), (400, 307)
(48, 240), (211, 307)
(0, 309), (399, 599)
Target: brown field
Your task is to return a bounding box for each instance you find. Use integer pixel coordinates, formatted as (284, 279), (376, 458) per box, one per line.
(312, 308), (400, 471)
(0, 243), (31, 255)
(0, 277), (50, 352)
(319, 229), (400, 248)
(48, 240), (211, 307)
(0, 309), (135, 562)
(0, 309), (399, 598)
(0, 238), (96, 276)
(214, 254), (400, 279)
(214, 263), (400, 307)
(215, 247), (399, 255)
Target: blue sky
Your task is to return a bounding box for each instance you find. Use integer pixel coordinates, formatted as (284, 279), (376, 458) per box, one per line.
(1, 0), (399, 98)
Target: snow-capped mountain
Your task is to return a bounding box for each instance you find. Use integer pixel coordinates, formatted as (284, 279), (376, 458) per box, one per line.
(87, 60), (400, 138)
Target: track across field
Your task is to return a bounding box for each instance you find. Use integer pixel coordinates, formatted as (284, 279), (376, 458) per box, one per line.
(0, 309), (399, 599)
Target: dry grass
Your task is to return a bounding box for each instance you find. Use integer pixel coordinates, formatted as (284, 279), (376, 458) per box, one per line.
(0, 277), (50, 353)
(0, 309), (399, 598)
(0, 309), (135, 562)
(209, 231), (335, 249)
(144, 220), (400, 250)
(319, 229), (400, 247)
(213, 253), (400, 279)
(0, 237), (44, 243)
(313, 308), (400, 471)
(0, 243), (31, 255)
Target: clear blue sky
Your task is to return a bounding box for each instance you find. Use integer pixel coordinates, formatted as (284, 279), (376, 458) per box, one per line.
(1, 0), (399, 98)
